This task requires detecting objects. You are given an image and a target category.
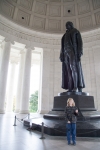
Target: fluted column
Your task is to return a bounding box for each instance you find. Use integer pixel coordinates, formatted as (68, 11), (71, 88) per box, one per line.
(0, 44), (3, 71)
(39, 48), (50, 114)
(15, 51), (25, 113)
(20, 47), (32, 114)
(6, 62), (17, 112)
(0, 39), (12, 113)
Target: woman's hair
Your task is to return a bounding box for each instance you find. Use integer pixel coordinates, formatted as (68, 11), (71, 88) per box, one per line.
(67, 98), (75, 106)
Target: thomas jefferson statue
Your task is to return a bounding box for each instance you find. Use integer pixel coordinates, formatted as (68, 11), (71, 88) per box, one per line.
(60, 21), (85, 92)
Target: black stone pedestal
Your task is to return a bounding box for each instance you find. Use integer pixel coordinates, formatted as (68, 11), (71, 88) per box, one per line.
(53, 94), (95, 111)
(24, 92), (100, 137)
(44, 92), (96, 120)
(42, 92), (100, 137)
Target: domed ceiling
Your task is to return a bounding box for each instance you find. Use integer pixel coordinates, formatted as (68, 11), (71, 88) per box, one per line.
(0, 0), (100, 33)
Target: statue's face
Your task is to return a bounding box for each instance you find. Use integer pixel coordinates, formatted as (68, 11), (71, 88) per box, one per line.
(66, 24), (72, 30)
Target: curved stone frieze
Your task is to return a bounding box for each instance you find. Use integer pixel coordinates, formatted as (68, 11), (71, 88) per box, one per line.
(0, 14), (100, 49)
(0, 0), (100, 33)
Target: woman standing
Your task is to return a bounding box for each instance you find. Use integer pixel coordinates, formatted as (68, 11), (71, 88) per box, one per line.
(65, 98), (78, 145)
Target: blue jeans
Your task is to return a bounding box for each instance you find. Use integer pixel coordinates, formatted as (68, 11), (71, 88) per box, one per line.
(66, 123), (76, 144)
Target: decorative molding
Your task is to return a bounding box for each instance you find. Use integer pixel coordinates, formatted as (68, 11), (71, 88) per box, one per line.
(16, 9), (30, 26)
(35, 1), (47, 15)
(79, 16), (93, 30)
(32, 16), (45, 30)
(95, 11), (100, 25)
(63, 0), (74, 2)
(76, 0), (86, 3)
(0, 0), (15, 19)
(6, 0), (17, 3)
(0, 21), (60, 46)
(92, 0), (100, 10)
(0, 20), (100, 47)
(50, 0), (61, 2)
(49, 5), (61, 17)
(20, 0), (34, 11)
(77, 0), (90, 15)
(37, 0), (48, 3)
(48, 19), (61, 31)
(1, 15), (100, 49)
(0, 0), (100, 33)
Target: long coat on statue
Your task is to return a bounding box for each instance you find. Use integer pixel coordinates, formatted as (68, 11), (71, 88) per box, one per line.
(60, 28), (85, 90)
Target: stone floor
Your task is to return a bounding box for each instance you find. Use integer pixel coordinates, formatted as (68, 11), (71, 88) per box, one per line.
(0, 113), (100, 150)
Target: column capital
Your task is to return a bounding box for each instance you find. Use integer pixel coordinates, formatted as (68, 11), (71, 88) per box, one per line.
(4, 38), (14, 45)
(25, 45), (32, 50)
(25, 44), (35, 51)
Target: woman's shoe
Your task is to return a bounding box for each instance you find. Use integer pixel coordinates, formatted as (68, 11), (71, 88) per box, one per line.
(68, 142), (71, 145)
(73, 142), (76, 146)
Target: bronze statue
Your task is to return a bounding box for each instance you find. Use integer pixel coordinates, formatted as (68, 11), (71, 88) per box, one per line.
(60, 21), (85, 92)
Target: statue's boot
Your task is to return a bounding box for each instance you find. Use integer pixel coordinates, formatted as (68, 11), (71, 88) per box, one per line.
(78, 88), (82, 92)
(73, 88), (77, 92)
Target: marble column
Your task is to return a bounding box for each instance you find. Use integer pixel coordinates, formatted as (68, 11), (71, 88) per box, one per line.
(6, 62), (17, 112)
(0, 39), (12, 113)
(49, 49), (55, 110)
(20, 47), (32, 114)
(0, 44), (3, 71)
(39, 48), (50, 114)
(37, 50), (43, 113)
(15, 51), (25, 113)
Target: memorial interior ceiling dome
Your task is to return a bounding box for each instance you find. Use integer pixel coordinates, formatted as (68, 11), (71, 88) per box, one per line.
(0, 0), (100, 33)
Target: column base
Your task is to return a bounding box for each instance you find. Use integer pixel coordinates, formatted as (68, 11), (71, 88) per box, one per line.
(19, 110), (29, 114)
(0, 109), (5, 114)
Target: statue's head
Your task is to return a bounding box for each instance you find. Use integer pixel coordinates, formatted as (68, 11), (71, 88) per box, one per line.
(66, 21), (74, 30)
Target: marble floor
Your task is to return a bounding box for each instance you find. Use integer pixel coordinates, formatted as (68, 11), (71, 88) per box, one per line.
(0, 113), (100, 150)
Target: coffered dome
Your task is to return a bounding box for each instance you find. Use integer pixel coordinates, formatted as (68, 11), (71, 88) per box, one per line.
(0, 0), (100, 33)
